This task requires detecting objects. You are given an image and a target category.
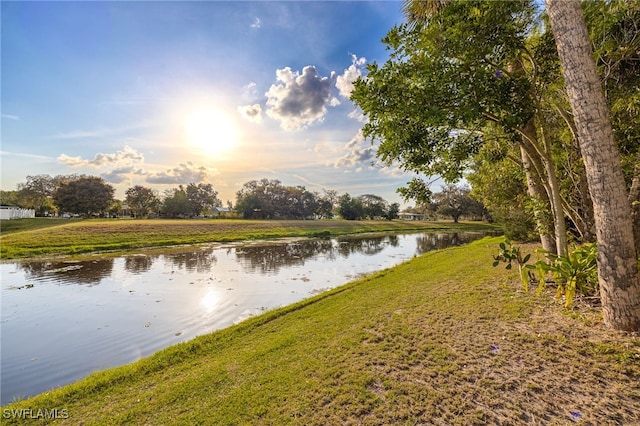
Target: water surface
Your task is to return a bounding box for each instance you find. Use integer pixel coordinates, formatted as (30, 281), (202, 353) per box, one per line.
(1, 231), (493, 404)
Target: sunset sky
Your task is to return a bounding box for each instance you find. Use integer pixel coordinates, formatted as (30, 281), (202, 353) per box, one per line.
(1, 1), (419, 206)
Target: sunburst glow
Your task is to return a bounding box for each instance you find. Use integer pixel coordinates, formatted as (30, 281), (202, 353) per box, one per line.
(185, 108), (238, 156)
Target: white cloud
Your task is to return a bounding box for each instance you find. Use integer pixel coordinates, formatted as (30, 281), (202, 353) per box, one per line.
(57, 145), (144, 168)
(1, 113), (20, 121)
(336, 55), (366, 99)
(334, 130), (377, 168)
(52, 122), (152, 140)
(313, 141), (339, 154)
(250, 17), (261, 29)
(290, 174), (327, 191)
(146, 162), (210, 184)
(102, 166), (138, 184)
(265, 66), (339, 130)
(347, 109), (367, 123)
(56, 155), (86, 166)
(53, 130), (104, 140)
(379, 165), (406, 177)
(0, 150), (51, 160)
(241, 82), (259, 100)
(237, 104), (263, 123)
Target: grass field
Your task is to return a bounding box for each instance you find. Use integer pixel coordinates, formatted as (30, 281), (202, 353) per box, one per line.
(2, 237), (639, 425)
(0, 218), (498, 259)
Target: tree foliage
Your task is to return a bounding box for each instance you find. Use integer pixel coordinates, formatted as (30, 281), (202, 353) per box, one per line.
(162, 187), (191, 218)
(467, 152), (536, 240)
(337, 193), (364, 220)
(158, 183), (221, 218)
(185, 183), (221, 217)
(356, 194), (386, 219)
(432, 184), (485, 223)
(397, 178), (433, 207)
(351, 0), (556, 241)
(53, 176), (114, 216)
(235, 179), (336, 220)
(315, 190), (338, 219)
(352, 1), (535, 179)
(16, 175), (57, 215)
(0, 190), (21, 207)
(125, 186), (160, 218)
(352, 0), (639, 256)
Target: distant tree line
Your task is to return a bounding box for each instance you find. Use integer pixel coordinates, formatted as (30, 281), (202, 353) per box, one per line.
(234, 178), (401, 220)
(337, 193), (400, 220)
(1, 174), (114, 217)
(0, 174), (414, 221)
(235, 179), (333, 219)
(0, 174), (222, 219)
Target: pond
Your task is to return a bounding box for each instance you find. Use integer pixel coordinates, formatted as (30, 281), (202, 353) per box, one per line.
(1, 231), (496, 404)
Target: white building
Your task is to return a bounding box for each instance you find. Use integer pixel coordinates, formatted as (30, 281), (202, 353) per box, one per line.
(212, 207), (233, 217)
(0, 205), (36, 220)
(398, 212), (426, 221)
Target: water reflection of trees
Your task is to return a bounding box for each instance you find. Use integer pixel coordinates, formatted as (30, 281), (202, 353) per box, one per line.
(334, 235), (389, 257)
(124, 255), (155, 275)
(164, 248), (218, 273)
(12, 232), (499, 286)
(236, 235), (401, 274)
(18, 259), (115, 286)
(235, 240), (335, 274)
(415, 232), (489, 254)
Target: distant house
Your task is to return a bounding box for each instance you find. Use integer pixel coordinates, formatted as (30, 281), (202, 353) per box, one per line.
(212, 207), (234, 218)
(0, 205), (36, 220)
(398, 212), (426, 221)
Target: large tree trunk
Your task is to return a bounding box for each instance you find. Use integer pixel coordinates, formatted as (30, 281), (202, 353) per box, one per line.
(546, 0), (640, 331)
(629, 154), (640, 258)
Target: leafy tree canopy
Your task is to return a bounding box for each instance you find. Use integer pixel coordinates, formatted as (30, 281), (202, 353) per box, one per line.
(162, 187), (191, 218)
(185, 183), (221, 217)
(338, 193), (365, 220)
(125, 185), (160, 218)
(53, 176), (114, 216)
(351, 0), (536, 182)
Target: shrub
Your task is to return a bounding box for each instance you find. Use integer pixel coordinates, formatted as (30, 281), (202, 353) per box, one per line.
(493, 240), (599, 307)
(533, 243), (598, 307)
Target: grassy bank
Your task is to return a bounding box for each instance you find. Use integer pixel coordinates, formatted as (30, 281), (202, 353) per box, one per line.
(2, 237), (638, 425)
(0, 218), (497, 259)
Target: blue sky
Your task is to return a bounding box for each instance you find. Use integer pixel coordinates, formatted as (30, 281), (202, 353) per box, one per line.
(1, 1), (415, 206)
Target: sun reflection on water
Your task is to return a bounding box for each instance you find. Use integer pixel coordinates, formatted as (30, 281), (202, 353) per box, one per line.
(201, 289), (220, 312)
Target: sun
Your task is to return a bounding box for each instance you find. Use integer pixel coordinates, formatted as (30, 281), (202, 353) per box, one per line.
(185, 108), (238, 156)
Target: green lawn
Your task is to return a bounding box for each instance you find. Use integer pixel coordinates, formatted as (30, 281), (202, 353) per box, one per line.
(2, 237), (638, 425)
(0, 218), (498, 259)
(0, 217), (72, 235)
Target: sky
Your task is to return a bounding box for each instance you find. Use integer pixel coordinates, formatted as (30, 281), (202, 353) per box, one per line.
(1, 1), (418, 207)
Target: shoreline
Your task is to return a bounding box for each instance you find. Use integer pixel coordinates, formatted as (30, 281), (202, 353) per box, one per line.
(0, 218), (499, 260)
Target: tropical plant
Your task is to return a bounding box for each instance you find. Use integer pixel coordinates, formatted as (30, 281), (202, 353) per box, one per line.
(492, 239), (532, 290)
(533, 243), (598, 307)
(493, 239), (599, 308)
